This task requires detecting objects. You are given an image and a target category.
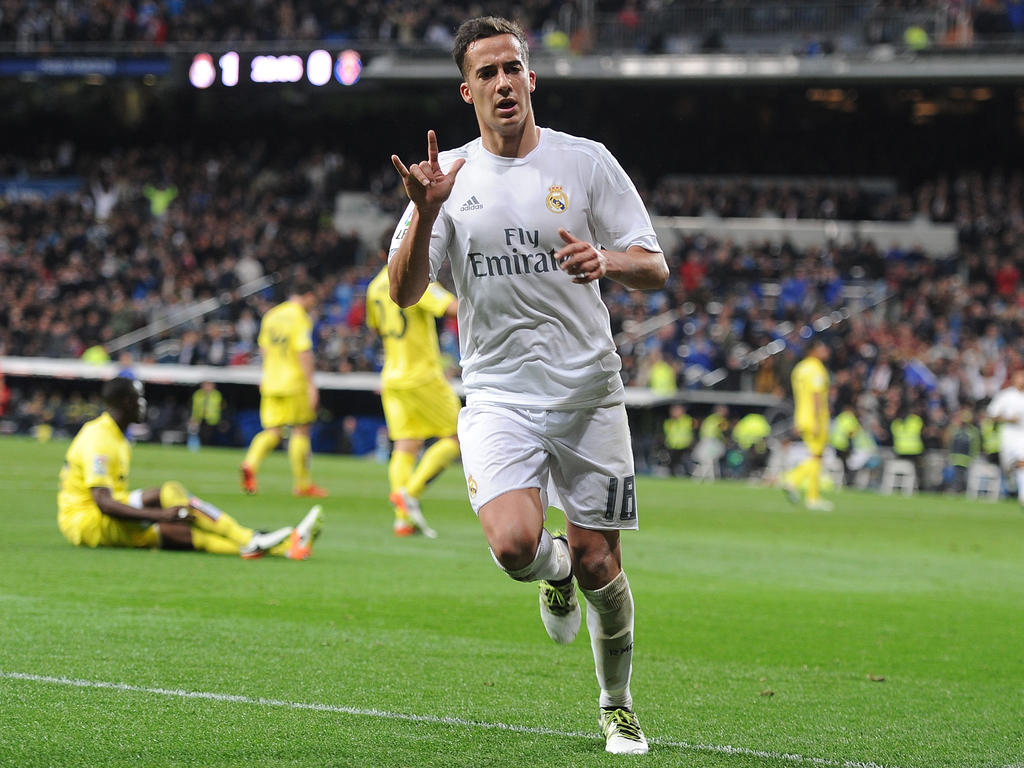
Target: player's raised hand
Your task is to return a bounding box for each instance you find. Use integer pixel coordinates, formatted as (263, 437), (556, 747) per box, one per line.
(391, 130), (466, 214)
(556, 228), (607, 284)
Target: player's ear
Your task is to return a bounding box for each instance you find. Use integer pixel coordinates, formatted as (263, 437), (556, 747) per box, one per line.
(529, 70), (536, 93)
(460, 81), (473, 104)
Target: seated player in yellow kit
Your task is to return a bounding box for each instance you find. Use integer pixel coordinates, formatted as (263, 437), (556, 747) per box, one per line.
(58, 377), (322, 558)
(782, 338), (834, 511)
(366, 259), (461, 537)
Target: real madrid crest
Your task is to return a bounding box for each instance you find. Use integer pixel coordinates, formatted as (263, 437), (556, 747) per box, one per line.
(546, 185), (568, 214)
(467, 475), (478, 498)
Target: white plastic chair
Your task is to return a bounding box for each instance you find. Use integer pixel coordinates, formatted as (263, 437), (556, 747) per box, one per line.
(880, 458), (917, 496)
(966, 461), (1002, 502)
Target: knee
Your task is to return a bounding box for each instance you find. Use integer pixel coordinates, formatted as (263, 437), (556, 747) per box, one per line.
(490, 531), (538, 572)
(159, 481), (190, 508)
(572, 546), (619, 590)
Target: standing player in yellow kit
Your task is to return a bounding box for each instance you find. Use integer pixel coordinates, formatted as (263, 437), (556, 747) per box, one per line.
(367, 260), (461, 537)
(783, 339), (834, 511)
(59, 377), (322, 559)
(241, 281), (327, 498)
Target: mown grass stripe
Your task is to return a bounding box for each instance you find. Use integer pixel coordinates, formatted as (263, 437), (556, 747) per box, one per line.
(1, 670), (898, 768)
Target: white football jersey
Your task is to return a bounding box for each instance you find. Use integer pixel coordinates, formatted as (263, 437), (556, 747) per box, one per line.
(988, 386), (1024, 448)
(390, 127), (661, 409)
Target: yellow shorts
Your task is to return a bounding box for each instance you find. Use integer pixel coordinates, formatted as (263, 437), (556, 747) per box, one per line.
(801, 429), (828, 457)
(382, 377), (461, 441)
(58, 507), (159, 549)
(260, 392), (315, 429)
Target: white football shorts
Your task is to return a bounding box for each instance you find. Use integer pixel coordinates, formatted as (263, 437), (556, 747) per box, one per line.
(999, 440), (1024, 471)
(457, 402), (638, 530)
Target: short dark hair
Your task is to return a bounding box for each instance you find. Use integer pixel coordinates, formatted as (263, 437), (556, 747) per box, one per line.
(291, 280), (316, 297)
(102, 376), (141, 408)
(453, 16), (529, 77)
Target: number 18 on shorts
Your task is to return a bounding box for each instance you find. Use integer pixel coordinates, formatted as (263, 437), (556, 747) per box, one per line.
(458, 402), (639, 530)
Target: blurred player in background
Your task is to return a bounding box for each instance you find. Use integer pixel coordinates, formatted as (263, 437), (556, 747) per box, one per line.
(367, 247), (461, 538)
(782, 338), (834, 511)
(58, 377), (322, 558)
(388, 16), (668, 754)
(986, 367), (1024, 505)
(241, 281), (327, 497)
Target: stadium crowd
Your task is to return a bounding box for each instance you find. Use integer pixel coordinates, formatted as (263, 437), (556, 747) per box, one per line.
(2, 139), (1022, 493)
(2, 0), (1021, 53)
(0, 0), (583, 48)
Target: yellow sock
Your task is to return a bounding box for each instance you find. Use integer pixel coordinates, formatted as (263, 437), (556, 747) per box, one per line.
(805, 457), (823, 503)
(389, 450), (415, 491)
(289, 432), (312, 491)
(784, 463), (805, 489)
(244, 430), (281, 472)
(406, 437), (460, 498)
(187, 496), (254, 545)
(389, 450), (416, 520)
(160, 482), (253, 545)
(268, 538), (291, 557)
(190, 529), (243, 555)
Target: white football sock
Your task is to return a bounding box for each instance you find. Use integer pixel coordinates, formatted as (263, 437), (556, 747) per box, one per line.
(494, 528), (571, 583)
(582, 570), (634, 709)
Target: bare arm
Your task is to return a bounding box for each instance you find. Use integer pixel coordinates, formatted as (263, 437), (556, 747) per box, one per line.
(90, 486), (186, 524)
(389, 130), (465, 308)
(299, 348), (318, 410)
(388, 207), (438, 307)
(555, 228), (668, 290)
(602, 245), (670, 290)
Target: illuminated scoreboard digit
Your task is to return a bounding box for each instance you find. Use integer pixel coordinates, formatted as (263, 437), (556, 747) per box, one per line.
(188, 49), (362, 88)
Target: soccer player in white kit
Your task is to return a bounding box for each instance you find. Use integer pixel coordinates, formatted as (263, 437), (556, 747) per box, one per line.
(388, 16), (668, 755)
(987, 368), (1024, 503)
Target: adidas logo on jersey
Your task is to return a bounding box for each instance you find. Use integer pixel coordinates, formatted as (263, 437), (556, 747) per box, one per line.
(459, 195), (484, 212)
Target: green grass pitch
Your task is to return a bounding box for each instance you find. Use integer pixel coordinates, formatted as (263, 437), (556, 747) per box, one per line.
(1, 435), (1023, 768)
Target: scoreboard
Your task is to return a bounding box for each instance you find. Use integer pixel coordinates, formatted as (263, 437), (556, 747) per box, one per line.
(187, 49), (363, 88)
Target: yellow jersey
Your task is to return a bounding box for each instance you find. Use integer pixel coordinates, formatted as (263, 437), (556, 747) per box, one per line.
(58, 412), (132, 517)
(366, 266), (455, 390)
(792, 355), (830, 433)
(257, 300), (313, 396)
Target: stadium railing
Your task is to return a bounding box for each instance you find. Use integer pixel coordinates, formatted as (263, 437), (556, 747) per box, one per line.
(651, 215), (957, 256)
(0, 356), (781, 411)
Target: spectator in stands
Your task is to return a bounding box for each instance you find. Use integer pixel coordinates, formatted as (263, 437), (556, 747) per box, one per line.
(890, 401), (926, 485)
(189, 380), (223, 447)
(696, 403), (730, 477)
(731, 411), (772, 479)
(646, 348), (677, 395)
(830, 400), (862, 487)
(662, 403), (695, 477)
(979, 405), (1002, 467)
(944, 407), (981, 493)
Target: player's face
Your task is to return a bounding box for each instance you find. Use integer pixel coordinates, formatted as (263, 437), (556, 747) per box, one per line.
(459, 34), (535, 138)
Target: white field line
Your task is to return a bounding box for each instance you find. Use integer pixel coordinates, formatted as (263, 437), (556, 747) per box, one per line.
(1, 670), (900, 768)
